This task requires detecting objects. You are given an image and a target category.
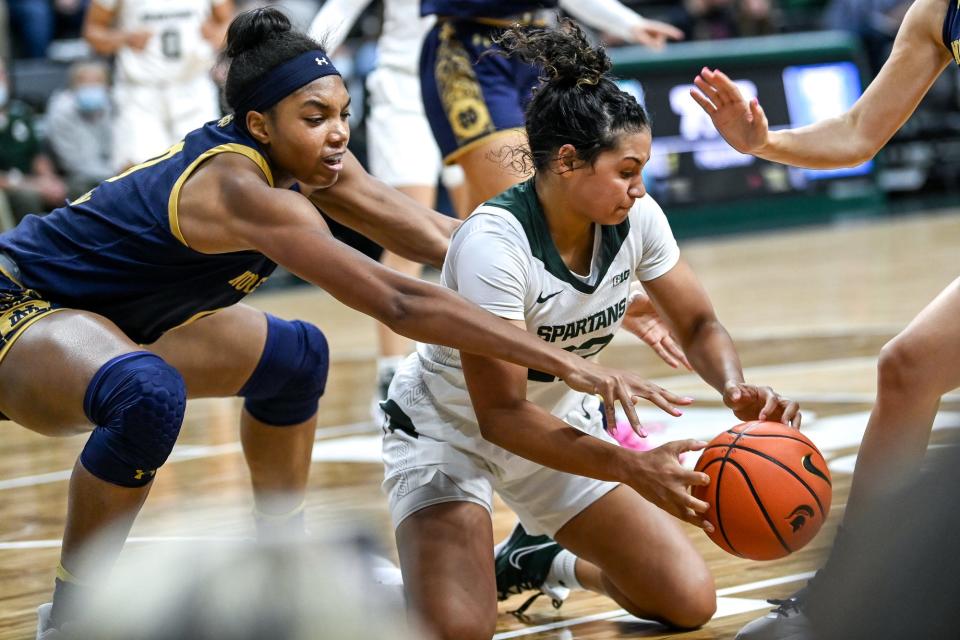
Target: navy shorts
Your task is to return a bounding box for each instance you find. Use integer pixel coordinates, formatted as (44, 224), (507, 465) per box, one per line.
(0, 252), (61, 365)
(420, 19), (542, 163)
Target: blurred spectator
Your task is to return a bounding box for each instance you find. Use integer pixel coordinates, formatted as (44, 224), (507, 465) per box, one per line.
(54, 0), (92, 41)
(824, 0), (910, 73)
(0, 58), (68, 228)
(670, 0), (741, 40)
(739, 0), (781, 37)
(7, 0), (55, 58)
(0, 2), (10, 62)
(46, 60), (114, 199)
(83, 0), (234, 170)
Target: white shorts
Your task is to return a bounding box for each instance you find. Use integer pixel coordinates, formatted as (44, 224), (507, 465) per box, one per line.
(382, 427), (619, 537)
(112, 74), (221, 169)
(365, 67), (443, 187)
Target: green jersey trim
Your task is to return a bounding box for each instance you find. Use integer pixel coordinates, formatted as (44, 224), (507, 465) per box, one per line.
(485, 178), (630, 294)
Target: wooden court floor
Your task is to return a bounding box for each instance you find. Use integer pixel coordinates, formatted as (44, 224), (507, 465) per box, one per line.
(1, 209), (959, 639)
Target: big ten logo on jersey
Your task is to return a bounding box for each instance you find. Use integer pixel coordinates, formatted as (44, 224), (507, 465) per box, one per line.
(952, 38), (960, 65)
(228, 270), (268, 294)
(612, 269), (630, 287)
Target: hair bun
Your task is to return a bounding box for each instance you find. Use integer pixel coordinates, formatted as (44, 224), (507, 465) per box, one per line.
(224, 7), (293, 59)
(496, 18), (611, 88)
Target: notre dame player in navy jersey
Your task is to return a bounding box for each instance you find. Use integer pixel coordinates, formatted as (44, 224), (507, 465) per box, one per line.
(692, 0), (960, 638)
(0, 116), (278, 345)
(419, 1), (682, 214)
(0, 9), (698, 636)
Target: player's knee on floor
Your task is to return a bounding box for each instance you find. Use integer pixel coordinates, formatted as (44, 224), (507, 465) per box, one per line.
(239, 315), (329, 426)
(80, 352), (187, 488)
(430, 608), (496, 640)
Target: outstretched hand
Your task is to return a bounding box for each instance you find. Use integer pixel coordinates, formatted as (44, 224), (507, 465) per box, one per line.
(723, 380), (801, 428)
(623, 439), (714, 531)
(562, 361), (693, 438)
(690, 67), (770, 155)
(622, 283), (691, 370)
(628, 18), (684, 50)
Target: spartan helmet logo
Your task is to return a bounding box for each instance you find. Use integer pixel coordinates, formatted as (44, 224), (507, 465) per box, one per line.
(786, 505), (815, 533)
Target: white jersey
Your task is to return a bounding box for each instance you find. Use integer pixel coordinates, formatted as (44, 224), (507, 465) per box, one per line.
(309, 0), (431, 76)
(386, 178), (680, 475)
(94, 0), (223, 85)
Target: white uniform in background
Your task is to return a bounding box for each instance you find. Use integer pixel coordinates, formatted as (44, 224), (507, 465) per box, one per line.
(381, 181), (681, 537)
(94, 0), (224, 169)
(309, 0), (454, 188)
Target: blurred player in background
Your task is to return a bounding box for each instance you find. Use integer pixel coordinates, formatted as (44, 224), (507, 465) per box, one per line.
(385, 20), (800, 640)
(309, 0), (466, 421)
(420, 0), (685, 213)
(691, 0), (960, 637)
(65, 526), (420, 640)
(82, 0), (234, 169)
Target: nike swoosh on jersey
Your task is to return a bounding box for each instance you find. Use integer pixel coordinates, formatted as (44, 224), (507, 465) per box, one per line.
(536, 290), (562, 304)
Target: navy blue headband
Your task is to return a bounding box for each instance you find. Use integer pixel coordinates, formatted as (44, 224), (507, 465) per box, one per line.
(234, 50), (340, 128)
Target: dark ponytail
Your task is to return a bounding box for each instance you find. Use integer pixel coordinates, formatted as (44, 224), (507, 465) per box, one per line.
(222, 7), (326, 113)
(495, 18), (649, 172)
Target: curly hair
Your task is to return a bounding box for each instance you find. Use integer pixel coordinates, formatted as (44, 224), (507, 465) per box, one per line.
(493, 18), (650, 173)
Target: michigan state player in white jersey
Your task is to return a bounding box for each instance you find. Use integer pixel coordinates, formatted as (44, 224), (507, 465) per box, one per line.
(83, 0), (232, 169)
(383, 20), (801, 640)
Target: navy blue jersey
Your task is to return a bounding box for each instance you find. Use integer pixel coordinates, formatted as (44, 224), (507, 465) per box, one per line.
(421, 0), (557, 19)
(0, 115), (278, 344)
(943, 0), (960, 64)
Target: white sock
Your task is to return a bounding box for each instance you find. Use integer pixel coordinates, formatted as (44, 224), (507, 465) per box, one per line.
(545, 549), (582, 591)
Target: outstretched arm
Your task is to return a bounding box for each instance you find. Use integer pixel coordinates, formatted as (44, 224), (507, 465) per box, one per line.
(306, 151), (458, 268)
(560, 0), (683, 49)
(201, 159), (661, 428)
(307, 0), (372, 53)
(644, 260), (801, 426)
(690, 0), (951, 168)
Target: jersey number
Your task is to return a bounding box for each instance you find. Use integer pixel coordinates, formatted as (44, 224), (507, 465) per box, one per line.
(527, 334), (615, 383)
(160, 29), (182, 59)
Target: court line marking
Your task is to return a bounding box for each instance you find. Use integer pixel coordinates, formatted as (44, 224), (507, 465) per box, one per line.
(491, 571), (815, 639)
(0, 536), (250, 550)
(0, 420), (380, 492)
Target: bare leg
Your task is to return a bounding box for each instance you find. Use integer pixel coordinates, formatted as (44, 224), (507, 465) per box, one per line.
(396, 502), (498, 640)
(239, 412), (317, 516)
(60, 461), (151, 582)
(0, 310), (151, 617)
(455, 130), (532, 215)
(553, 485), (716, 629)
(151, 305), (323, 519)
(845, 277), (960, 522)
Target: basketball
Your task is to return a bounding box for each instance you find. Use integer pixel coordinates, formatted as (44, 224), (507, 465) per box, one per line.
(692, 421), (832, 561)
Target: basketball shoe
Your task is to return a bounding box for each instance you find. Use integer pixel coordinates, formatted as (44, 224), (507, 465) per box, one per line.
(494, 523), (570, 617)
(736, 584), (813, 640)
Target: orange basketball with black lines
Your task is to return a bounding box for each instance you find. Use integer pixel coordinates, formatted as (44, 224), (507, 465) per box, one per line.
(692, 421), (832, 561)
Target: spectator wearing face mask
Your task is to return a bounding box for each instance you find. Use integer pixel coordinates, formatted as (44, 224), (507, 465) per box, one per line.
(0, 57), (68, 229)
(46, 60), (114, 198)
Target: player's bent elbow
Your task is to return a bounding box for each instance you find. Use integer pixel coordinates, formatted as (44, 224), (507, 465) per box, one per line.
(475, 413), (499, 442)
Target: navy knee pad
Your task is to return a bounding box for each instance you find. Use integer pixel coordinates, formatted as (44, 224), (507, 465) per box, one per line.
(239, 315), (329, 426)
(80, 352), (187, 488)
